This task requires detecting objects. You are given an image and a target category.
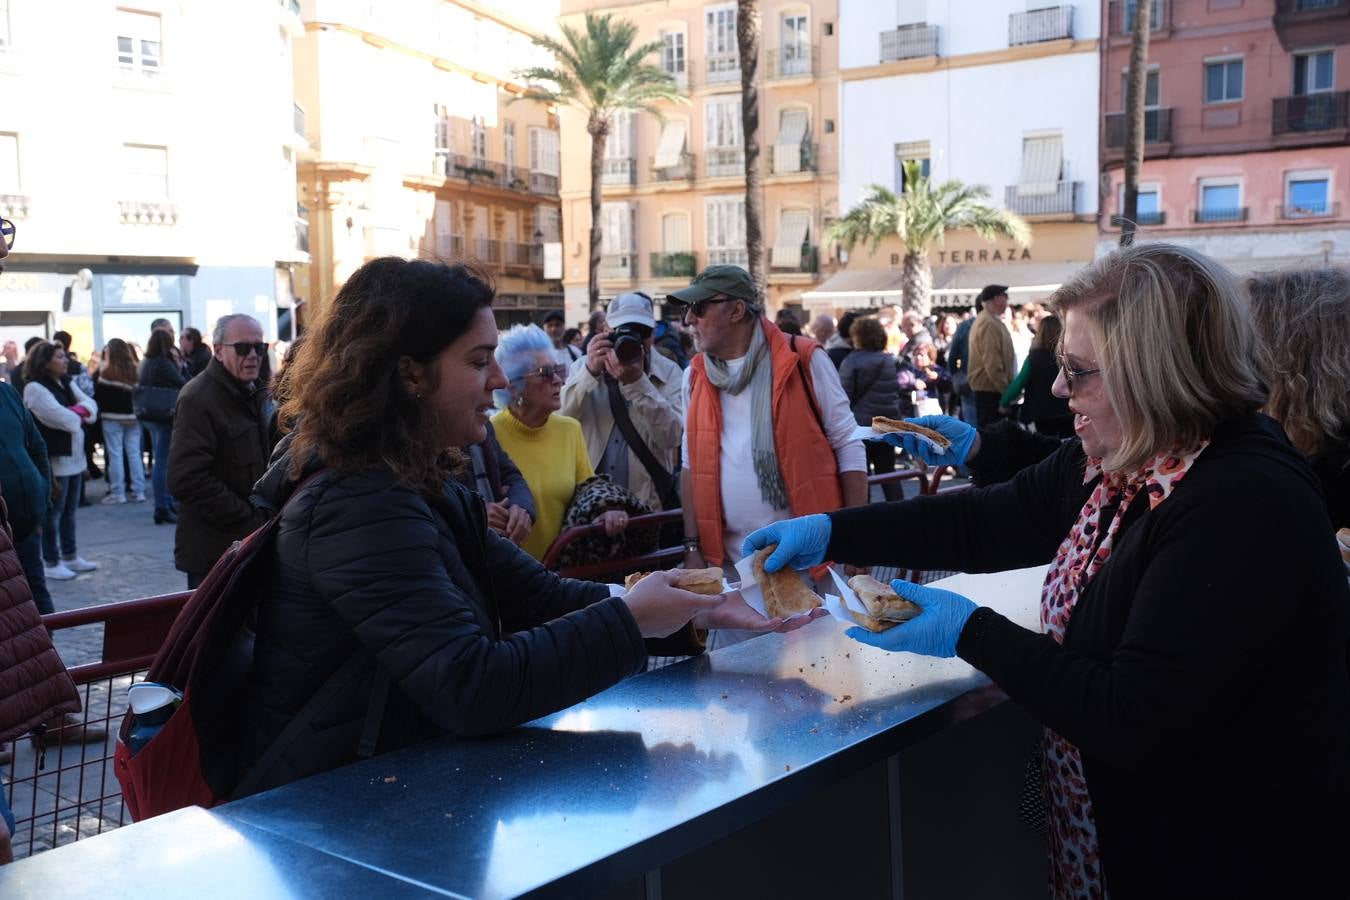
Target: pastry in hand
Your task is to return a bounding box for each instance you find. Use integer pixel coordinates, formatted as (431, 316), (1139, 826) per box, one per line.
(871, 416), (951, 450)
(751, 546), (822, 618)
(845, 573), (923, 632)
(625, 567), (725, 595)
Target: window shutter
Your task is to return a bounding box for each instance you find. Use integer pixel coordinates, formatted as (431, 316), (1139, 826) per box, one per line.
(654, 119), (688, 168)
(771, 209), (812, 268)
(1018, 134), (1062, 197)
(662, 213), (690, 252)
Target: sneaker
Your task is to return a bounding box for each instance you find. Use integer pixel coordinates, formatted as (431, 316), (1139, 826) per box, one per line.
(101, 493), (127, 505)
(44, 561), (77, 580)
(129, 492), (147, 503)
(64, 556), (98, 573)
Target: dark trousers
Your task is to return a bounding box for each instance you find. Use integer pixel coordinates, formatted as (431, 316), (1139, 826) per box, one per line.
(43, 473), (82, 564)
(974, 391), (1004, 427)
(864, 440), (905, 502)
(145, 420), (175, 510)
(15, 528), (54, 615)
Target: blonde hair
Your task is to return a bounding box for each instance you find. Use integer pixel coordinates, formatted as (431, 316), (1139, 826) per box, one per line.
(1247, 268), (1350, 457)
(1051, 242), (1267, 472)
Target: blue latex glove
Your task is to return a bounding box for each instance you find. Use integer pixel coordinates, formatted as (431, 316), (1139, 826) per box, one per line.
(846, 579), (977, 658)
(741, 514), (832, 574)
(868, 415), (976, 467)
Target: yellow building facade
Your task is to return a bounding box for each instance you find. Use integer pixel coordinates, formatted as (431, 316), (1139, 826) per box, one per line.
(292, 0), (563, 326)
(557, 0), (841, 323)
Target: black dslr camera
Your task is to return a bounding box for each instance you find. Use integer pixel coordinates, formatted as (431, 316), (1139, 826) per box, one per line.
(610, 323), (652, 366)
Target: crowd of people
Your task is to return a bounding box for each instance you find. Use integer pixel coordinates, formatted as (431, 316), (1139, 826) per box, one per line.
(2, 203), (1348, 891)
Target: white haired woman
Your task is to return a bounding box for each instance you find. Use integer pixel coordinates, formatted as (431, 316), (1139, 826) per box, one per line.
(746, 243), (1350, 896)
(491, 324), (624, 560)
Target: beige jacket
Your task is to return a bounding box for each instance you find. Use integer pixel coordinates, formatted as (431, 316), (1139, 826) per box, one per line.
(968, 310), (1016, 394)
(559, 350), (684, 510)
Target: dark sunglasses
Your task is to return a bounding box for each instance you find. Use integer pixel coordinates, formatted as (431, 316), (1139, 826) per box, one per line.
(228, 341), (268, 358)
(526, 364), (568, 382)
(1, 218), (14, 251)
(670, 296), (734, 319)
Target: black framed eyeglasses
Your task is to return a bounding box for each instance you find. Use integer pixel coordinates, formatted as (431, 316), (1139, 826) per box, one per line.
(228, 341), (268, 358)
(526, 364), (568, 382)
(1057, 355), (1101, 391)
(670, 296), (734, 319)
(1, 218), (15, 251)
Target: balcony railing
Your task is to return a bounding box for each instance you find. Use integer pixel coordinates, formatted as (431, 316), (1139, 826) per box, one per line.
(1192, 207), (1248, 224)
(119, 200), (178, 226)
(0, 194), (31, 220)
(1009, 6), (1073, 45)
(880, 23), (939, 62)
(769, 245), (819, 274)
(706, 52), (740, 84)
(650, 251), (698, 279)
(602, 158), (636, 186)
(1272, 91), (1350, 134)
(473, 237), (502, 262)
(295, 204), (309, 253)
(1004, 181), (1079, 216)
(529, 171), (560, 197)
(1107, 0), (1170, 35)
(767, 142), (818, 175)
(1104, 107), (1174, 147)
(600, 253), (638, 279)
(435, 234), (465, 259)
(1279, 200), (1341, 219)
(503, 241), (535, 269)
(706, 147), (744, 178)
(707, 248), (749, 266)
(1276, 0), (1347, 12)
(293, 103), (305, 138)
(1110, 211), (1166, 227)
(767, 45), (817, 79)
(650, 153), (696, 183)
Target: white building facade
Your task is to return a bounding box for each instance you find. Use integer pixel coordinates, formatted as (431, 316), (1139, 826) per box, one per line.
(0, 0), (309, 353)
(815, 0), (1102, 312)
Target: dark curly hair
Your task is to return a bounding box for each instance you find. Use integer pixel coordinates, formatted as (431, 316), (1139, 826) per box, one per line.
(275, 257), (495, 492)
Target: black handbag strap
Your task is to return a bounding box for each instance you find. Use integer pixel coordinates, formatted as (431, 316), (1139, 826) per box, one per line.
(606, 374), (678, 509)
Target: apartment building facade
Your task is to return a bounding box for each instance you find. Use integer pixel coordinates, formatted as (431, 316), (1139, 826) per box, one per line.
(556, 0), (841, 323)
(292, 0), (563, 326)
(810, 0), (1101, 314)
(0, 0), (307, 353)
(1098, 0), (1350, 270)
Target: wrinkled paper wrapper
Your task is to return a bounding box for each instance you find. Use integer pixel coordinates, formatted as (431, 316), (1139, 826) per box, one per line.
(733, 554), (819, 622)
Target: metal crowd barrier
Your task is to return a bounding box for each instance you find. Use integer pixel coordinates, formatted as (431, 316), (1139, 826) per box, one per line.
(3, 592), (191, 860)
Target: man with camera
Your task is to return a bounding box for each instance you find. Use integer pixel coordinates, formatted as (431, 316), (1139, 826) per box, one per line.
(559, 292), (683, 512)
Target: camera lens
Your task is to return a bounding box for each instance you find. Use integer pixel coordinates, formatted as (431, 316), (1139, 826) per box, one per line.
(613, 333), (643, 365)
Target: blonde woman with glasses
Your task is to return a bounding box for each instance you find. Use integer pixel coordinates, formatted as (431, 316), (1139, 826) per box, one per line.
(747, 243), (1350, 897)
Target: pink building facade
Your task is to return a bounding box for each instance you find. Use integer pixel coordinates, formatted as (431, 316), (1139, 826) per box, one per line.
(1099, 0), (1350, 270)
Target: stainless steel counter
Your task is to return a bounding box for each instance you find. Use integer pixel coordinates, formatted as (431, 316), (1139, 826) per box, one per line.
(0, 567), (1046, 899)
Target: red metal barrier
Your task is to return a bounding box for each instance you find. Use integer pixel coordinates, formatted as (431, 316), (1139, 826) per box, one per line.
(3, 591), (191, 860)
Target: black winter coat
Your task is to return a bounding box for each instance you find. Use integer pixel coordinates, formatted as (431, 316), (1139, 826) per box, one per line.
(827, 414), (1350, 897)
(239, 457), (647, 794)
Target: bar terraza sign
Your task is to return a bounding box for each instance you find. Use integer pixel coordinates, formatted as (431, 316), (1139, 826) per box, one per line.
(934, 247), (1032, 264)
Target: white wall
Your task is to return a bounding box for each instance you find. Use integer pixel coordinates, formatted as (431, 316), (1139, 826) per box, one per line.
(840, 51), (1100, 215)
(840, 0), (1100, 69)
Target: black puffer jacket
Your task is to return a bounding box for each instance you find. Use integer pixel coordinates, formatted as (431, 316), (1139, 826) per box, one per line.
(239, 453), (647, 794)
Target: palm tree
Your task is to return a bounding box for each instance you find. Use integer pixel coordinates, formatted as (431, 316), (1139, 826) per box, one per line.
(827, 162), (1031, 317)
(516, 13), (684, 310)
(736, 0), (764, 295)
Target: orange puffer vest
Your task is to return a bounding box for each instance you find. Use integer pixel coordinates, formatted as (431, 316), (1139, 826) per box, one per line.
(687, 319), (843, 566)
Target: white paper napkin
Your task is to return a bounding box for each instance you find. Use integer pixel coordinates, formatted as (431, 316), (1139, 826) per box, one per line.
(733, 553), (817, 621)
(821, 568), (870, 625)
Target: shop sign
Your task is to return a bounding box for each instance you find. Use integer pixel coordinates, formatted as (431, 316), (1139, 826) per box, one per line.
(933, 247), (1033, 264)
(101, 274), (184, 307)
(0, 272), (42, 292)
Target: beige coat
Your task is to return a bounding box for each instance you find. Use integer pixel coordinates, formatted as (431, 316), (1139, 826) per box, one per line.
(558, 350), (684, 511)
(968, 310), (1016, 394)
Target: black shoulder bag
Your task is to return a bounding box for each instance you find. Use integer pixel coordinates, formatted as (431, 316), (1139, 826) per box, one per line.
(605, 374), (680, 511)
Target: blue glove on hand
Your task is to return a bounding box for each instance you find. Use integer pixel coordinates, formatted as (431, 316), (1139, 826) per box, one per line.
(845, 579), (978, 658)
(741, 514), (832, 574)
(869, 415), (977, 467)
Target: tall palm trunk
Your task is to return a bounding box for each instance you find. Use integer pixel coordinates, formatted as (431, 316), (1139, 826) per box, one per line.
(737, 0), (764, 297)
(1120, 0), (1151, 247)
(586, 114), (609, 310)
(901, 250), (933, 318)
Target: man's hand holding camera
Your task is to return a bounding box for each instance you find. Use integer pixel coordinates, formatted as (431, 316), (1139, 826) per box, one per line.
(586, 328), (646, 386)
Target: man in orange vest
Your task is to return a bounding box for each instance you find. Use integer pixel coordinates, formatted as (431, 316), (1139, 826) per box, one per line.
(670, 265), (867, 649)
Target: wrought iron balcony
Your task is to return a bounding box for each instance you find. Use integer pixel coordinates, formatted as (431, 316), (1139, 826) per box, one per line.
(706, 52), (740, 84)
(650, 251), (698, 279)
(650, 153), (696, 183)
(529, 172), (559, 197)
(600, 253), (638, 279)
(769, 245), (818, 274)
(880, 23), (938, 62)
(0, 194), (30, 220)
(602, 158), (636, 186)
(119, 200), (178, 226)
(473, 237), (502, 263)
(1107, 0), (1170, 35)
(503, 241), (535, 269)
(1104, 107), (1173, 147)
(767, 45), (817, 79)
(1110, 211), (1166, 227)
(1009, 6), (1073, 45)
(1004, 181), (1079, 216)
(434, 234), (465, 260)
(1272, 91), (1350, 134)
(1191, 207), (1248, 224)
(1279, 200), (1341, 219)
(706, 147), (744, 178)
(767, 142), (818, 175)
(707, 248), (749, 266)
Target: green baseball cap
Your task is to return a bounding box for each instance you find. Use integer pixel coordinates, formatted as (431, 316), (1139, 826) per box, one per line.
(667, 264), (759, 305)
